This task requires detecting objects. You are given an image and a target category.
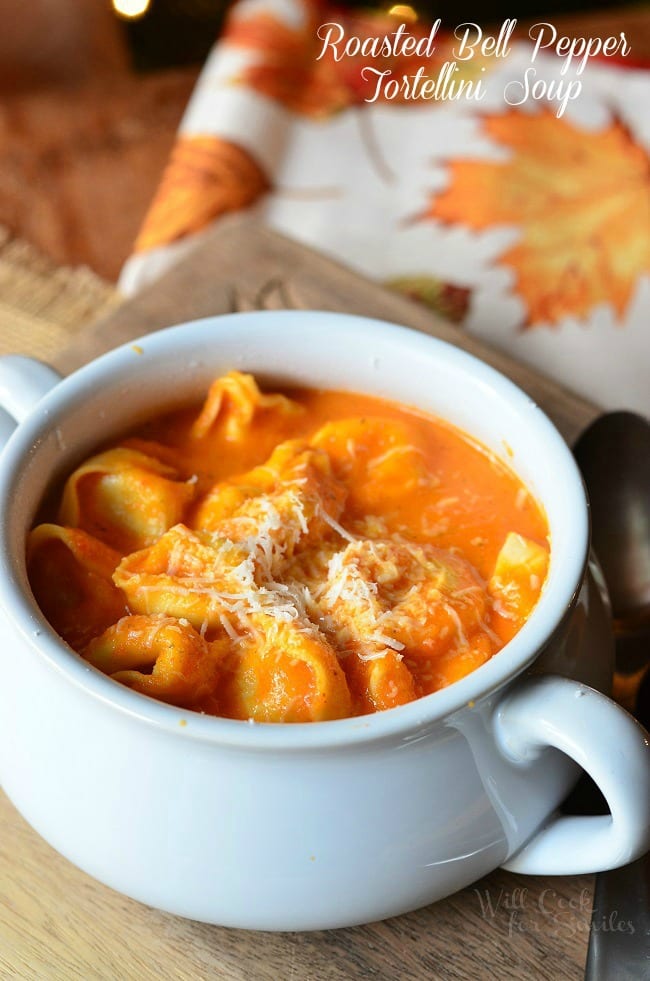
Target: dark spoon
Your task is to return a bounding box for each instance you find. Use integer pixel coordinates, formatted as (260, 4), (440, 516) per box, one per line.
(572, 411), (650, 981)
(575, 411), (650, 644)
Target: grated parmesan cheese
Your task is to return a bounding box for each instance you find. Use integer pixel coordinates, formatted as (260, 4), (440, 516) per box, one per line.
(320, 508), (356, 543)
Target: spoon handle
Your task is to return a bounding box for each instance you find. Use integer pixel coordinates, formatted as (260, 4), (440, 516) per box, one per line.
(585, 854), (650, 980)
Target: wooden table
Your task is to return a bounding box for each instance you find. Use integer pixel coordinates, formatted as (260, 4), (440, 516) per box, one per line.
(0, 216), (605, 979)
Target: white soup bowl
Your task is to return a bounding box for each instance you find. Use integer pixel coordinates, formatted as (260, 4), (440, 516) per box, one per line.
(0, 311), (648, 930)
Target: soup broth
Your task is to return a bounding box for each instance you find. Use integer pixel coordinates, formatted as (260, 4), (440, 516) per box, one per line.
(28, 372), (550, 722)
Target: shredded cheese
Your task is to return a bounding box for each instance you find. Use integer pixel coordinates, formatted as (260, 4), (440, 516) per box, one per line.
(320, 509), (356, 543)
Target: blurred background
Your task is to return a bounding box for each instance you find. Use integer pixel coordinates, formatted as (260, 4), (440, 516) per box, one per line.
(0, 0), (647, 281)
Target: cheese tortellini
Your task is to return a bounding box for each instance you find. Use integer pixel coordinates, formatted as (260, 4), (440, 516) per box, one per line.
(28, 371), (550, 722)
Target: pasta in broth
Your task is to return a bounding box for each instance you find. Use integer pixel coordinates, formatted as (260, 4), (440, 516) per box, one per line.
(28, 372), (550, 722)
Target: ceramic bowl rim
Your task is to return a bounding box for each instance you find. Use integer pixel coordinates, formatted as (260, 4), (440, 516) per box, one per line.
(0, 311), (589, 750)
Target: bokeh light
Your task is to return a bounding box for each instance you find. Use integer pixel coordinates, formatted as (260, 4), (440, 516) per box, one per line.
(387, 4), (418, 22)
(112, 0), (152, 21)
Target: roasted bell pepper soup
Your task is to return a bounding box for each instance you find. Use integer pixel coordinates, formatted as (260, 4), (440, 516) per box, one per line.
(28, 371), (550, 722)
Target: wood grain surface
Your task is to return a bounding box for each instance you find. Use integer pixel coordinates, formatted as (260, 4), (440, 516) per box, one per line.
(0, 787), (593, 981)
(0, 216), (606, 980)
(55, 215), (600, 445)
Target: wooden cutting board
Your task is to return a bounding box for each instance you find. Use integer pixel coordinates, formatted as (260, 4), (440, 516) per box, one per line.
(54, 216), (599, 444)
(2, 217), (601, 980)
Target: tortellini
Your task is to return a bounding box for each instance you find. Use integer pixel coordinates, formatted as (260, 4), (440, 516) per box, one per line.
(60, 447), (196, 553)
(113, 524), (252, 629)
(84, 614), (224, 707)
(27, 524), (126, 649)
(192, 438), (346, 567)
(312, 539), (493, 707)
(191, 370), (301, 441)
(488, 532), (550, 627)
(312, 417), (432, 515)
(223, 616), (352, 723)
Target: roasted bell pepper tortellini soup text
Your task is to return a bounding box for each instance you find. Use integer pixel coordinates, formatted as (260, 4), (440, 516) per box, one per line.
(28, 372), (550, 722)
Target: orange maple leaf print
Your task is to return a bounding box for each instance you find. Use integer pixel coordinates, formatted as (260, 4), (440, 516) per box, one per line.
(224, 7), (487, 117)
(135, 137), (270, 253)
(223, 9), (349, 117)
(429, 110), (650, 327)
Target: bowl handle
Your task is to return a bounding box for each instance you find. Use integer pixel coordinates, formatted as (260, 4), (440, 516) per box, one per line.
(0, 355), (62, 448)
(495, 675), (650, 874)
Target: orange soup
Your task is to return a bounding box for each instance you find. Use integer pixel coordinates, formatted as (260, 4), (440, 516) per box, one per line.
(28, 372), (550, 722)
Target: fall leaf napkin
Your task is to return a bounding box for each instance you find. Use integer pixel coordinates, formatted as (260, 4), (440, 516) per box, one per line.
(120, 0), (650, 415)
